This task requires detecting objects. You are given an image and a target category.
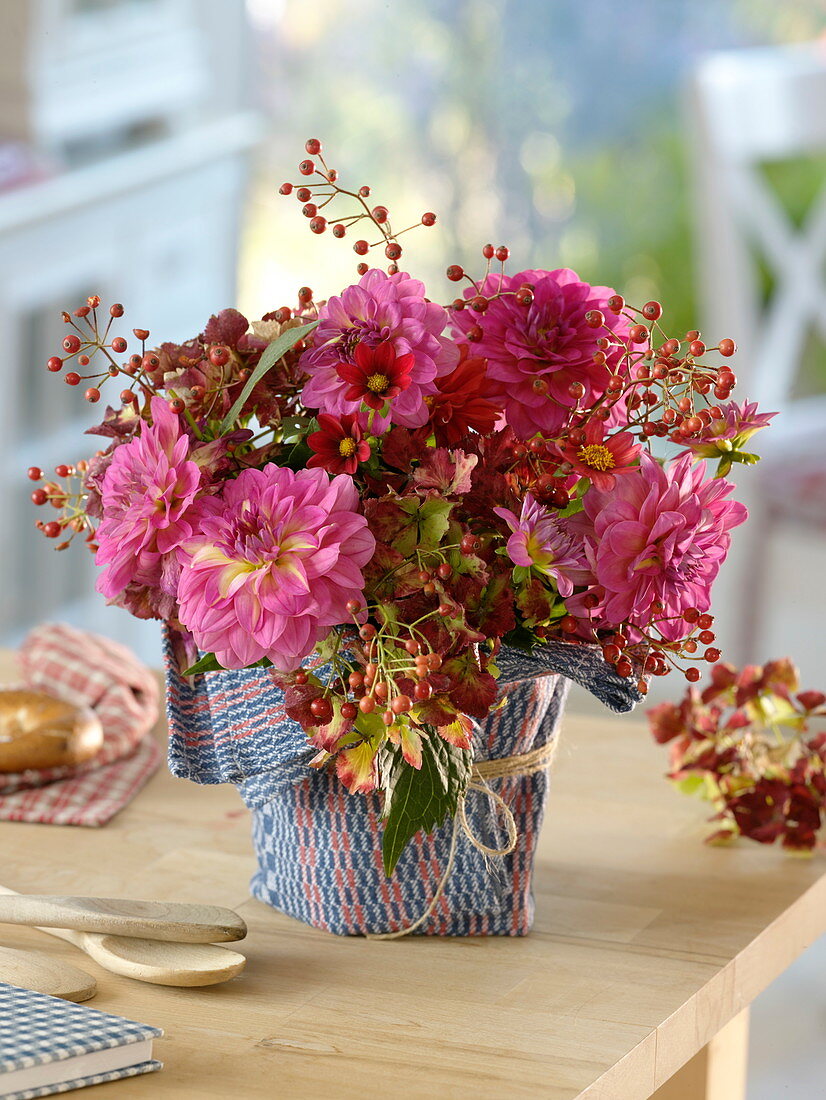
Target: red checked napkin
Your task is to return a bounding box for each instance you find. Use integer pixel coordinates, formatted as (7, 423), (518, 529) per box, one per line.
(0, 624), (162, 825)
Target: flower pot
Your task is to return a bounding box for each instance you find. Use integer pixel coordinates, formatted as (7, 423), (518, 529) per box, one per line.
(164, 634), (639, 936)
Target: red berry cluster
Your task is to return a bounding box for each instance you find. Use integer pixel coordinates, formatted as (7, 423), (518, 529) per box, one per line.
(446, 245), (529, 341)
(279, 526), (487, 744)
(28, 462), (96, 551)
(279, 138), (437, 275)
(43, 295), (156, 407)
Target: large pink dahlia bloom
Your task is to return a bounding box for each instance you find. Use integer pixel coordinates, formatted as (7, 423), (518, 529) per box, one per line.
(451, 268), (631, 438)
(175, 465), (375, 670)
(579, 452), (747, 639)
(95, 396), (201, 599)
(299, 268), (452, 431)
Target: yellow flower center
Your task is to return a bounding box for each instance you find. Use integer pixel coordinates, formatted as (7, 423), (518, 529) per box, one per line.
(338, 438), (357, 457)
(366, 372), (389, 394)
(577, 443), (615, 472)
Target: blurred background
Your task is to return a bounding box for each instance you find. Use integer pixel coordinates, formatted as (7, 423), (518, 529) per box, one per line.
(1, 1), (824, 1094)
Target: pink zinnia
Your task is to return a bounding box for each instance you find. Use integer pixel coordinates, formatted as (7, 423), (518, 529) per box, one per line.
(95, 396), (201, 599)
(299, 268), (452, 431)
(175, 465), (375, 670)
(494, 493), (589, 597)
(451, 268), (631, 438)
(580, 452), (747, 639)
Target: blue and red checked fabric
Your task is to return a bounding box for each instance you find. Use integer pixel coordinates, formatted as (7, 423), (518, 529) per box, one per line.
(164, 633), (639, 936)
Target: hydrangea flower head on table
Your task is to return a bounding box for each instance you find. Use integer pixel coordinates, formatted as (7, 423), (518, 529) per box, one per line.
(29, 138), (772, 871)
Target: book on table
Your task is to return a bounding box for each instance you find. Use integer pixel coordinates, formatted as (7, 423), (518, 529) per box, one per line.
(0, 982), (162, 1098)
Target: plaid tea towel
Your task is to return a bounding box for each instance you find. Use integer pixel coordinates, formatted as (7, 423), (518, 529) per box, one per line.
(0, 624), (161, 826)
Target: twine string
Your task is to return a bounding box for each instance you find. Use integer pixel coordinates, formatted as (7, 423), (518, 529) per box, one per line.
(366, 737), (559, 940)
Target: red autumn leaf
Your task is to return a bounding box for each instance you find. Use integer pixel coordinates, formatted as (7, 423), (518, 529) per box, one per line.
(335, 740), (379, 793)
(437, 713), (473, 750)
(798, 690), (826, 713)
(414, 695), (461, 728)
(647, 701), (685, 744)
(413, 447), (478, 497)
(279, 681), (323, 730)
(380, 425), (429, 471)
(516, 577), (554, 626)
(441, 652), (498, 719)
(202, 308), (249, 347)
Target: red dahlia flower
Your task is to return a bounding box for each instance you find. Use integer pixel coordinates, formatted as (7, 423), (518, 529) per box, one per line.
(426, 348), (504, 445)
(307, 413), (372, 475)
(336, 341), (413, 411)
(559, 419), (641, 491)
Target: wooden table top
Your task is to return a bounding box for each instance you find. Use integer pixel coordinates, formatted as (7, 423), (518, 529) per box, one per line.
(1, 653), (824, 1100)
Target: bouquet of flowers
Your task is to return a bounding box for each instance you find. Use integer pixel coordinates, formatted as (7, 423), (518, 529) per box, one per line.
(29, 138), (772, 878)
(649, 659), (826, 851)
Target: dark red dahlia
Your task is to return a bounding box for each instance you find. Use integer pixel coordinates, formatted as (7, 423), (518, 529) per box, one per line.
(336, 341), (413, 411)
(307, 413), (371, 475)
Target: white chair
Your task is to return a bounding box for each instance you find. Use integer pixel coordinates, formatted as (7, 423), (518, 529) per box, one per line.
(690, 42), (826, 664)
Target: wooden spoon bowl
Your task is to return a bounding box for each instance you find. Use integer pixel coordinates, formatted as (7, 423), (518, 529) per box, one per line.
(54, 928), (247, 987)
(0, 945), (96, 1001)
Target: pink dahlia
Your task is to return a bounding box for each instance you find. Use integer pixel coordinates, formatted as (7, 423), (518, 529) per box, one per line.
(299, 268), (452, 431)
(494, 493), (589, 597)
(95, 396), (201, 599)
(580, 452), (747, 639)
(175, 465), (375, 670)
(451, 268), (631, 438)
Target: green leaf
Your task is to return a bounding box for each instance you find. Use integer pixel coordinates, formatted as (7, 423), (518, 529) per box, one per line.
(381, 731), (471, 876)
(183, 653), (273, 676)
(283, 438), (313, 471)
(218, 320), (319, 433)
(354, 708), (387, 743)
(183, 653), (227, 676)
(418, 498), (452, 547)
(501, 622), (541, 652)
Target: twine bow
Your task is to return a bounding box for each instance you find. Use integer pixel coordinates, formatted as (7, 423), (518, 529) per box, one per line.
(367, 738), (559, 940)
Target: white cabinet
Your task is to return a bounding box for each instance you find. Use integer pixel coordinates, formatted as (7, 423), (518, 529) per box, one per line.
(0, 0), (260, 662)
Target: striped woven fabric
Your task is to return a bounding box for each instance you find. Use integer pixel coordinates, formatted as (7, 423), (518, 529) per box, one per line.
(164, 634), (639, 936)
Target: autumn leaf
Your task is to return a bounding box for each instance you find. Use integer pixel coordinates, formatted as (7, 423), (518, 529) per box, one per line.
(336, 739), (380, 793)
(442, 651), (498, 719)
(413, 448), (478, 496)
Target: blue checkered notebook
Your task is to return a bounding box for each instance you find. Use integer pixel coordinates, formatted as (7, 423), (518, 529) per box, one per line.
(0, 984), (162, 1099)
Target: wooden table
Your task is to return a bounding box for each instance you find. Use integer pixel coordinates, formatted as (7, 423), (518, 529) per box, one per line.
(1, 654), (824, 1099)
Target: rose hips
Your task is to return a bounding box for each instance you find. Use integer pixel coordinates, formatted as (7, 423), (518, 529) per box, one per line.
(310, 697), (333, 723)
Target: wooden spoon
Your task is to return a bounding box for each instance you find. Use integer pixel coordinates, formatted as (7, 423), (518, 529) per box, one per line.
(38, 927), (247, 987)
(0, 889), (246, 943)
(0, 945), (96, 1001)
